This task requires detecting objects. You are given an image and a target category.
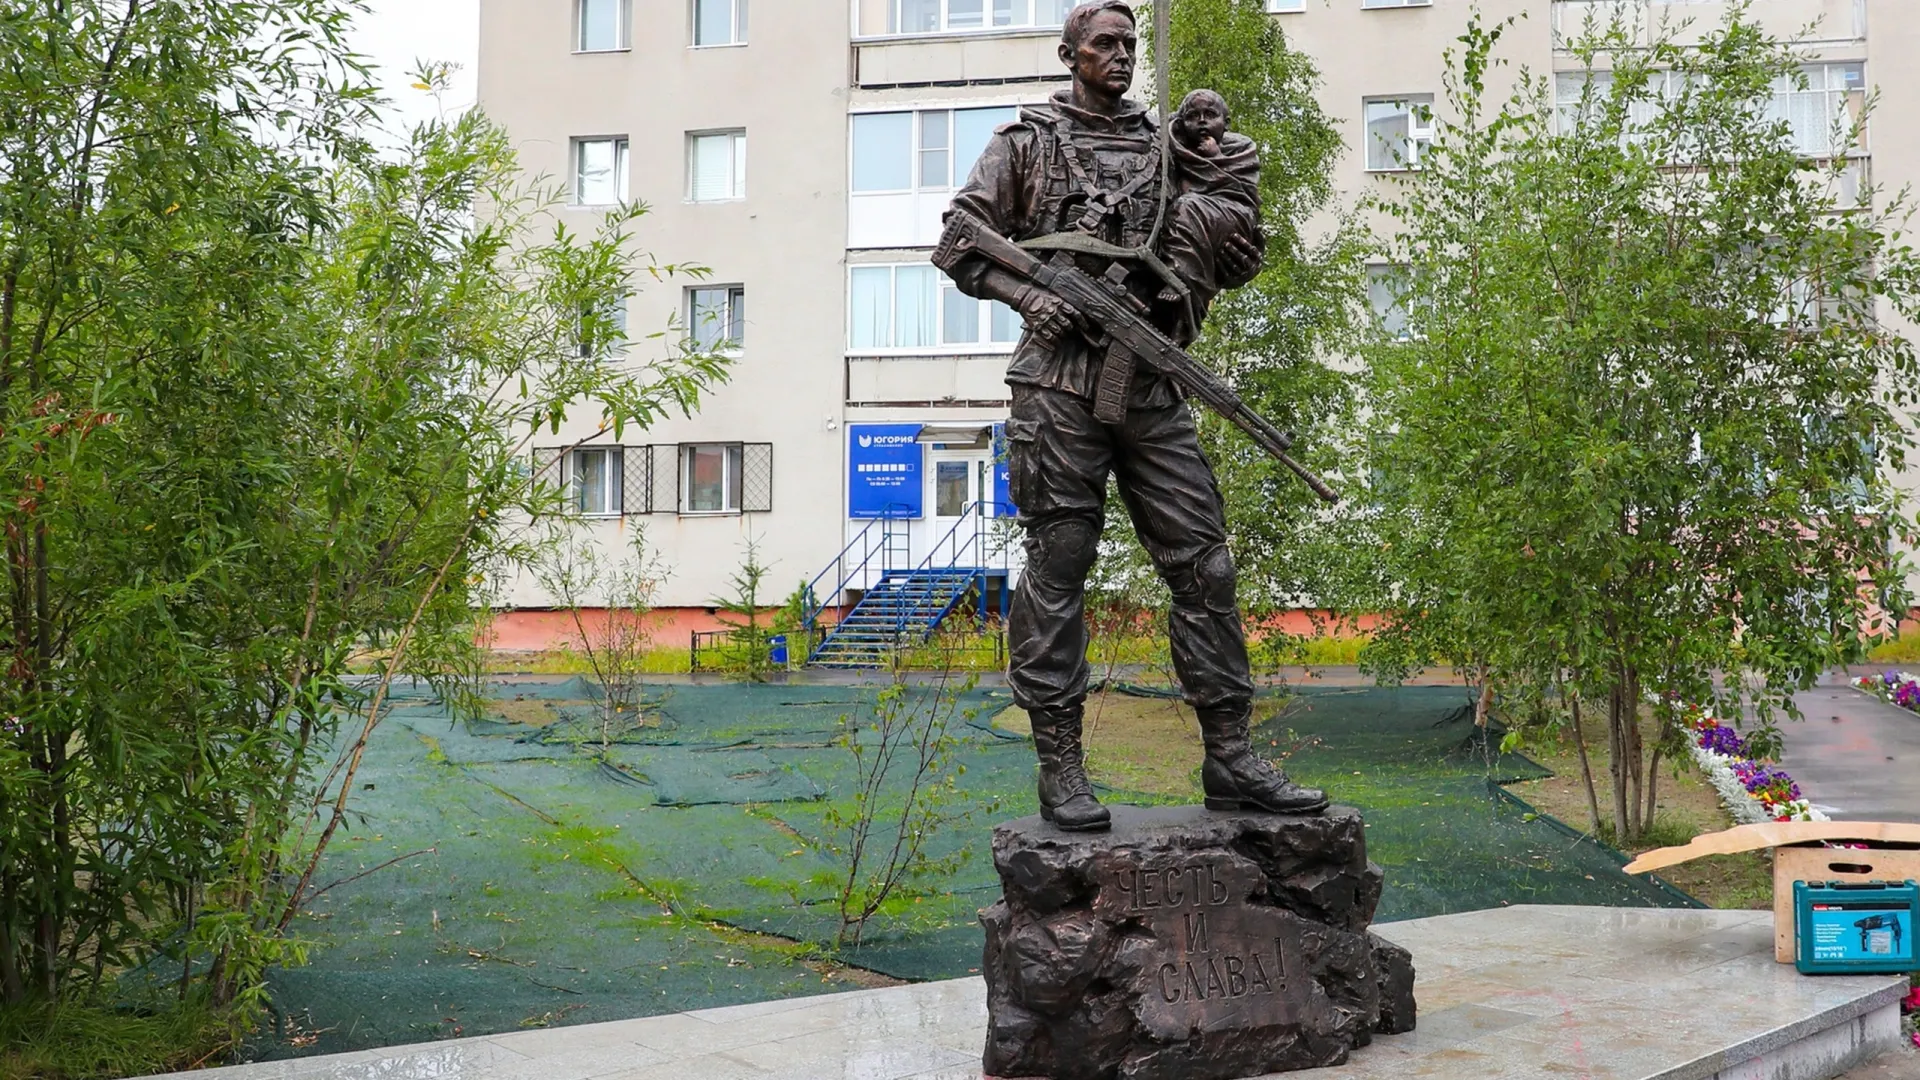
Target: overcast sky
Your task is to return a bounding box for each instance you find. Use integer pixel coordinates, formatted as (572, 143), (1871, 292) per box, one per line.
(346, 0), (481, 141)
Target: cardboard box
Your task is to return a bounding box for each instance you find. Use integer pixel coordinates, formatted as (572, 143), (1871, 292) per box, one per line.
(1774, 844), (1920, 963)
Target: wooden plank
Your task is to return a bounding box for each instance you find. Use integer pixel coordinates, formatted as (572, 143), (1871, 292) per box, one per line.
(1622, 820), (1920, 875)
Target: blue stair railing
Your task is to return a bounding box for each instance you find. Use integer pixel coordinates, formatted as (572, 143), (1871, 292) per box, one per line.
(803, 501), (1012, 668)
(801, 507), (911, 632)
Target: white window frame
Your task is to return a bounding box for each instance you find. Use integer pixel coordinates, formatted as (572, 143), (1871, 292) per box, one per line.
(885, 0), (1088, 36)
(680, 443), (744, 514)
(1267, 0), (1305, 10)
(1363, 96), (1434, 172)
(571, 447), (623, 516)
(572, 137), (630, 205)
(687, 129), (747, 202)
(691, 0), (748, 47)
(1367, 264), (1415, 341)
(849, 106), (1021, 195)
(576, 0), (631, 52)
(686, 285), (746, 352)
(577, 293), (630, 358)
(847, 263), (1021, 353)
(1362, 0), (1431, 8)
(1767, 62), (1867, 159)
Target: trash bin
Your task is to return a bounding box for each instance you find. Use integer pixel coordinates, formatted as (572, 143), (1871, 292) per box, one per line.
(768, 634), (789, 666)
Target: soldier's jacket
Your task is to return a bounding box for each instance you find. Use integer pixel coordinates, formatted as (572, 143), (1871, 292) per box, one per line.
(945, 90), (1184, 407)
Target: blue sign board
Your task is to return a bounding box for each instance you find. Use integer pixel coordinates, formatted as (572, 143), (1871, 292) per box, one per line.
(992, 422), (1017, 517)
(849, 424), (924, 518)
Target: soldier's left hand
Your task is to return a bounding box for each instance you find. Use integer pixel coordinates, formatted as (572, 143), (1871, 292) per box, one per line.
(1218, 233), (1263, 285)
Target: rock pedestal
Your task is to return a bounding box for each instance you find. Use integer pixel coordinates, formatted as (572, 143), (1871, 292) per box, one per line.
(980, 805), (1415, 1080)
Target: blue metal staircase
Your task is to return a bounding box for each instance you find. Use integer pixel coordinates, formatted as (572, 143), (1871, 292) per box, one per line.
(805, 568), (982, 668)
(800, 501), (1013, 669)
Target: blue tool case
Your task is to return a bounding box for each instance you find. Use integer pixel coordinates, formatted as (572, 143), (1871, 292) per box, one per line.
(1792, 879), (1919, 974)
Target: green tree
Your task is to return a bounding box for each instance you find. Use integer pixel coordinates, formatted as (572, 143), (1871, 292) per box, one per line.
(1361, 8), (1919, 841)
(1124, 0), (1368, 636)
(711, 535), (777, 680)
(0, 0), (730, 1027)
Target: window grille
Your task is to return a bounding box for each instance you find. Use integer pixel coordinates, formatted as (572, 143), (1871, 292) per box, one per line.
(742, 443), (773, 512)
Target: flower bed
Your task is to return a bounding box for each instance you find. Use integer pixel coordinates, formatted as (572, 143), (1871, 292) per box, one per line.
(1852, 669), (1920, 714)
(1686, 708), (1827, 824)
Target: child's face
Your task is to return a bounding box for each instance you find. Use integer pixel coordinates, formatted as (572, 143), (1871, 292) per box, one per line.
(1181, 93), (1226, 143)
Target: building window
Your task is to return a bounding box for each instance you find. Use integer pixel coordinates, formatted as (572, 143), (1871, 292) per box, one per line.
(688, 130), (746, 201)
(850, 106), (1017, 193)
(682, 443), (744, 513)
(1364, 96), (1433, 171)
(1769, 62), (1866, 158)
(1267, 0), (1304, 10)
(577, 294), (629, 357)
(573, 448), (624, 515)
(890, 0), (1087, 34)
(1367, 264), (1412, 340)
(850, 264), (1020, 350)
(687, 286), (745, 351)
(692, 0), (747, 45)
(578, 0), (630, 50)
(1362, 0), (1431, 8)
(574, 137), (629, 205)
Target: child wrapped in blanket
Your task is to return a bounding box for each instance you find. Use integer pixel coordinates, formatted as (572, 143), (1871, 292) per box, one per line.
(1158, 89), (1264, 325)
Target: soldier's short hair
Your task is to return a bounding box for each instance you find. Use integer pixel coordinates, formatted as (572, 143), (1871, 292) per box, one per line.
(1062, 0), (1137, 50)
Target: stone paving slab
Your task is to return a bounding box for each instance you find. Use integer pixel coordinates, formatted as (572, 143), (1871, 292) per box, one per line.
(145, 906), (1907, 1080)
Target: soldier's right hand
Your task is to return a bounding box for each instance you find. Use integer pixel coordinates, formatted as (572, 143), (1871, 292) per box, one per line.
(1018, 289), (1082, 344)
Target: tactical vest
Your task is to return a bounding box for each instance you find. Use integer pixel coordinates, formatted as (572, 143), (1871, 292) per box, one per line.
(1020, 105), (1167, 255)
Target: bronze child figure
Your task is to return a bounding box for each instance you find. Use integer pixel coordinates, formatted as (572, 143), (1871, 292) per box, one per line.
(1160, 88), (1262, 308)
(940, 0), (1328, 832)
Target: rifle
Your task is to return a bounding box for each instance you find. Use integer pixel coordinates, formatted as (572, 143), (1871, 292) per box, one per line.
(932, 210), (1339, 504)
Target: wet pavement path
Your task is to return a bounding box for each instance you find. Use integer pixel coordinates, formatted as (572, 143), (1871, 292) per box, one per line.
(1779, 672), (1920, 824)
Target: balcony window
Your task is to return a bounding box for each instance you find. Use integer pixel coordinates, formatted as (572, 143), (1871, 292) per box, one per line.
(850, 106), (1017, 193)
(1267, 0), (1305, 9)
(850, 264), (1021, 350)
(1768, 63), (1866, 158)
(887, 0), (1085, 34)
(573, 137), (629, 204)
(578, 0), (629, 51)
(1362, 0), (1431, 8)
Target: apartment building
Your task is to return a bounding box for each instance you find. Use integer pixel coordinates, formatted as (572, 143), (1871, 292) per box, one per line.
(476, 0), (1919, 636)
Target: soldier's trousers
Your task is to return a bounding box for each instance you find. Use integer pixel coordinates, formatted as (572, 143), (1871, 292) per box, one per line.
(1002, 384), (1256, 719)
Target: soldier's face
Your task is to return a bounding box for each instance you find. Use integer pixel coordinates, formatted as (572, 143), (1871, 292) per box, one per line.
(1061, 11), (1136, 97)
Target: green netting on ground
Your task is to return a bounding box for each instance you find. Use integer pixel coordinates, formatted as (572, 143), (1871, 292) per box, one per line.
(244, 678), (1695, 1063)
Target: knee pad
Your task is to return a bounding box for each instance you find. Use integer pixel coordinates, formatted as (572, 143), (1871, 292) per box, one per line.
(1191, 543), (1238, 614)
(1028, 518), (1099, 586)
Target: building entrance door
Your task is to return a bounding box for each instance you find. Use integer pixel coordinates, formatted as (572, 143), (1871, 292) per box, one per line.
(923, 446), (990, 563)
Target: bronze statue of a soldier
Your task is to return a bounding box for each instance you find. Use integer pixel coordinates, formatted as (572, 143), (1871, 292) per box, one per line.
(940, 0), (1329, 832)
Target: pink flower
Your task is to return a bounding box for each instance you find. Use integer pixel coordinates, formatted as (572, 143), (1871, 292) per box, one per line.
(1903, 986), (1920, 1013)
(1910, 1030), (1919, 1050)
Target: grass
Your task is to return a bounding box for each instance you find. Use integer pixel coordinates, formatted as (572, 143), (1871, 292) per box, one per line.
(1866, 634), (1920, 665)
(477, 631), (1376, 679)
(0, 1000), (234, 1080)
(1004, 685), (1771, 910)
(1501, 720), (1774, 910)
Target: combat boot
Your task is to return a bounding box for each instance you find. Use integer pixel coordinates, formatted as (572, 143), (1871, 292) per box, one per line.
(1028, 707), (1111, 832)
(1197, 706), (1330, 815)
